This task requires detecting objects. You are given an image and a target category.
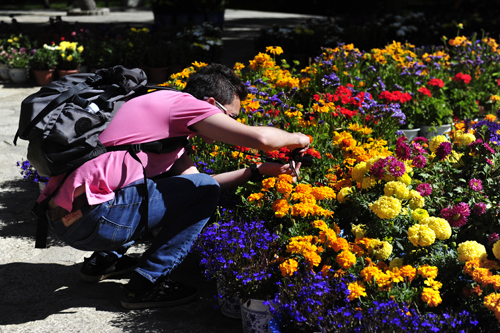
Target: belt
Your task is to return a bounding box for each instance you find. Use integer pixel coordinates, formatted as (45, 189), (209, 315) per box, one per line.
(47, 194), (88, 222)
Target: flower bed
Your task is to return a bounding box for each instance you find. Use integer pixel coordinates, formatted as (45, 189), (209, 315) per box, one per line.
(171, 38), (500, 331)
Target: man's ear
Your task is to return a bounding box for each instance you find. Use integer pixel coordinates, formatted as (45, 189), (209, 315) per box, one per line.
(203, 97), (216, 106)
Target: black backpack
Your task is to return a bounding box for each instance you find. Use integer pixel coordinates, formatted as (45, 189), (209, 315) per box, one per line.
(14, 65), (189, 248)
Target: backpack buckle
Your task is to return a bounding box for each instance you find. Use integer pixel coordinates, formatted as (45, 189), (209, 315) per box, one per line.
(131, 143), (143, 152)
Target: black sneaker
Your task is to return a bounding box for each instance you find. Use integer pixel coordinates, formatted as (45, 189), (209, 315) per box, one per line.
(120, 277), (199, 309)
(80, 252), (138, 282)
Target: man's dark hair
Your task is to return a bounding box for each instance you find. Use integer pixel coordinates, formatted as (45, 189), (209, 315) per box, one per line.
(183, 63), (247, 104)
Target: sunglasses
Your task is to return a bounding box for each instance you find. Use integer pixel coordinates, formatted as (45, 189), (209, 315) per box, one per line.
(205, 97), (239, 120)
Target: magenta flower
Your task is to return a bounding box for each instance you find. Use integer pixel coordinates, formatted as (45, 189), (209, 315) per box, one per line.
(411, 142), (426, 155)
(435, 142), (452, 160)
(488, 233), (499, 244)
(412, 155), (427, 168)
(416, 183), (432, 197)
(413, 137), (428, 145)
(473, 202), (486, 215)
(388, 159), (406, 177)
(486, 158), (494, 165)
(395, 137), (412, 161)
(445, 203), (470, 227)
(469, 179), (483, 192)
(370, 159), (388, 179)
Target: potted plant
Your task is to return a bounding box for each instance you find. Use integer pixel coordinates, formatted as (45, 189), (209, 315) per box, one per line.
(56, 41), (84, 77)
(0, 42), (10, 81)
(29, 43), (59, 85)
(7, 47), (32, 84)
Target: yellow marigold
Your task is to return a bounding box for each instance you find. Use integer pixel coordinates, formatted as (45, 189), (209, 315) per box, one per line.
(417, 264), (439, 279)
(331, 237), (350, 252)
(429, 135), (449, 153)
(361, 266), (383, 282)
(485, 114), (497, 122)
(389, 258), (404, 269)
(421, 287), (442, 307)
(262, 177), (276, 191)
(368, 239), (393, 261)
(351, 224), (367, 239)
(408, 190), (425, 210)
(408, 224), (436, 247)
(337, 250), (357, 269)
(291, 202), (313, 217)
(233, 62), (245, 71)
(279, 258), (298, 276)
(311, 186), (336, 200)
(384, 181), (409, 199)
(484, 293), (500, 320)
(294, 183), (313, 194)
(457, 241), (488, 262)
(352, 162), (368, 182)
(321, 264), (332, 277)
(347, 281), (367, 301)
(421, 217), (452, 240)
(278, 174), (294, 183)
(311, 220), (329, 231)
(369, 196), (402, 219)
(319, 228), (337, 248)
(412, 208), (429, 222)
(337, 187), (353, 203)
(397, 173), (412, 186)
(400, 265), (417, 283)
(493, 240), (500, 260)
(425, 278), (443, 290)
(455, 131), (476, 146)
(276, 182), (293, 195)
(361, 176), (377, 189)
(248, 192), (264, 202)
(266, 46), (284, 55)
(272, 199), (290, 217)
(291, 192), (316, 205)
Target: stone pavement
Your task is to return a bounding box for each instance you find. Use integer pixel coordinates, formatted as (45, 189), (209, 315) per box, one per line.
(0, 7), (322, 333)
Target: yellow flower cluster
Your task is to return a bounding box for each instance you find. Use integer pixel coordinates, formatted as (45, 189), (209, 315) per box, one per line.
(494, 240), (500, 260)
(347, 281), (367, 301)
(369, 41), (418, 69)
(359, 263), (435, 293)
(429, 135), (449, 153)
(448, 36), (472, 47)
(368, 239), (393, 261)
(420, 217), (452, 240)
(384, 181), (409, 200)
(369, 195), (402, 219)
(455, 130), (476, 146)
(457, 240), (488, 262)
(408, 223), (436, 247)
(484, 293), (500, 322)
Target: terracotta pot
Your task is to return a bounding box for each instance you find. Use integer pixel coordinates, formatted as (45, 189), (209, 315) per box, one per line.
(33, 69), (55, 86)
(147, 67), (169, 83)
(57, 69), (79, 78)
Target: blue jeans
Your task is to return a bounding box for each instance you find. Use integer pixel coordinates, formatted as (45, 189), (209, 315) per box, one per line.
(49, 173), (220, 283)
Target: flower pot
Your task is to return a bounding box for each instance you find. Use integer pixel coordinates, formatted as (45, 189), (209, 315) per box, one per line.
(241, 298), (272, 333)
(0, 63), (10, 81)
(147, 67), (169, 84)
(216, 279), (241, 319)
(33, 69), (55, 86)
(57, 69), (79, 78)
(9, 67), (29, 84)
(399, 128), (420, 142)
(38, 182), (46, 194)
(419, 124), (452, 140)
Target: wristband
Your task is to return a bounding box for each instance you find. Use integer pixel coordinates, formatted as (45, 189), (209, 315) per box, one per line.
(249, 164), (264, 182)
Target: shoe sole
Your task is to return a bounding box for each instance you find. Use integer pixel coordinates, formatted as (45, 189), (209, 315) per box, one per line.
(120, 291), (199, 310)
(80, 265), (137, 283)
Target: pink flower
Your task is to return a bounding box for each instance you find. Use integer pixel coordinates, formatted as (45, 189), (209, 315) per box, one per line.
(413, 137), (428, 145)
(473, 202), (487, 216)
(443, 202), (470, 227)
(416, 183), (432, 197)
(412, 155), (427, 168)
(488, 233), (499, 244)
(388, 159), (406, 177)
(435, 142), (452, 160)
(469, 179), (483, 192)
(395, 137), (412, 161)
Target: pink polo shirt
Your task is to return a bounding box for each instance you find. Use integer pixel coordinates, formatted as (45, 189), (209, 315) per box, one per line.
(38, 89), (221, 211)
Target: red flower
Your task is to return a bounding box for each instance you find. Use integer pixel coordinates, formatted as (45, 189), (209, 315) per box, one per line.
(428, 78), (444, 88)
(452, 72), (471, 84)
(497, 78), (500, 86)
(418, 86), (432, 98)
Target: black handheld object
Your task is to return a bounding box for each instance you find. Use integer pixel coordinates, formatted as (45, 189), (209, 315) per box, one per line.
(291, 148), (314, 167)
